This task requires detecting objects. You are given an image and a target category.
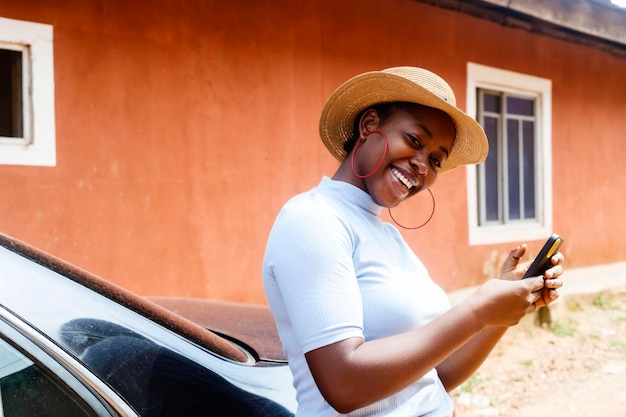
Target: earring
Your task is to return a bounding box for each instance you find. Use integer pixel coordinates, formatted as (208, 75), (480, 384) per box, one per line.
(350, 130), (389, 179)
(388, 188), (435, 230)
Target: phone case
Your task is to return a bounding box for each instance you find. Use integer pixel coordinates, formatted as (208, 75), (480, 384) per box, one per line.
(522, 233), (564, 278)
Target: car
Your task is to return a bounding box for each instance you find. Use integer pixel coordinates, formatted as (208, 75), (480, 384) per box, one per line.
(0, 232), (297, 416)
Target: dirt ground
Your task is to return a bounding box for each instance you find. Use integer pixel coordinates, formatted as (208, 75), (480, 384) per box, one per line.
(450, 286), (626, 417)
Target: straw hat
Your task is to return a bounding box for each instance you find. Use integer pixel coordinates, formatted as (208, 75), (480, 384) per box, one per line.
(319, 66), (488, 173)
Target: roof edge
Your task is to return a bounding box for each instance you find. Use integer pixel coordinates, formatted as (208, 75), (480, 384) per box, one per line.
(417, 0), (626, 57)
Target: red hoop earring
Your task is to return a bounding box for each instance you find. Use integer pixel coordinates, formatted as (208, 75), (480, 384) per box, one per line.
(388, 188), (435, 230)
(351, 130), (388, 179)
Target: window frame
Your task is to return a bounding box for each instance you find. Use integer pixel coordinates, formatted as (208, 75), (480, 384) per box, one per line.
(0, 315), (130, 417)
(0, 17), (55, 166)
(466, 63), (553, 245)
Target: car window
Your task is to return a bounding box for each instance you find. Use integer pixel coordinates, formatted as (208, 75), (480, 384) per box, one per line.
(60, 318), (293, 417)
(0, 338), (94, 417)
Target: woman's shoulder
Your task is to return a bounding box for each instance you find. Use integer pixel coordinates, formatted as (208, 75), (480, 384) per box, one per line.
(279, 186), (343, 222)
(270, 180), (360, 238)
(280, 178), (339, 209)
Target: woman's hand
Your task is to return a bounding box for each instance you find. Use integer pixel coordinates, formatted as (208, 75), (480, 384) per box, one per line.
(437, 244), (564, 391)
(471, 278), (545, 327)
(499, 244), (528, 281)
(497, 243), (565, 309)
(535, 252), (564, 308)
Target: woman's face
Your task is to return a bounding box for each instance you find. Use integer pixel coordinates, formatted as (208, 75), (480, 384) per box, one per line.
(344, 105), (455, 208)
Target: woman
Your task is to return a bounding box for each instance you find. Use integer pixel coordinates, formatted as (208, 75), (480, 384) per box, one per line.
(262, 66), (564, 417)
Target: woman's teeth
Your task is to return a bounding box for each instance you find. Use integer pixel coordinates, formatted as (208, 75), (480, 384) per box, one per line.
(391, 168), (414, 190)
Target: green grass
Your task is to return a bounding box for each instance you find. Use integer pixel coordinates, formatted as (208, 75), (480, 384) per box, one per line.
(460, 374), (484, 393)
(566, 300), (584, 312)
(610, 340), (626, 351)
(594, 294), (617, 310)
(542, 317), (578, 337)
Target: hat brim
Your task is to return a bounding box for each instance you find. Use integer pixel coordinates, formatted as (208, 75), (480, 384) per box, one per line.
(319, 70), (488, 173)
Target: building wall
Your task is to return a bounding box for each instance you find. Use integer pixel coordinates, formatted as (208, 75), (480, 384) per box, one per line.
(0, 0), (624, 303)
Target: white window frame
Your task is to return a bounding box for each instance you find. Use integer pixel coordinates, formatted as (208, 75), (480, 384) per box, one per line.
(0, 17), (55, 166)
(466, 63), (552, 245)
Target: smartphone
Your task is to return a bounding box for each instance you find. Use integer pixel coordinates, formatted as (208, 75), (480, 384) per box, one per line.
(522, 233), (564, 279)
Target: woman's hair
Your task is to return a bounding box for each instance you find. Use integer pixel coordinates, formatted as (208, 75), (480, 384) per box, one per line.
(343, 102), (430, 155)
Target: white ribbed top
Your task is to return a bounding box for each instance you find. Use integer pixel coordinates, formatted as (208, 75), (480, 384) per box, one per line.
(263, 177), (454, 417)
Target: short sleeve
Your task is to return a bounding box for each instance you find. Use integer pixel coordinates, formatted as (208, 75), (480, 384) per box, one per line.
(263, 194), (364, 353)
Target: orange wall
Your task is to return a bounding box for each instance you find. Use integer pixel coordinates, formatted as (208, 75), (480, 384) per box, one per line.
(0, 0), (625, 303)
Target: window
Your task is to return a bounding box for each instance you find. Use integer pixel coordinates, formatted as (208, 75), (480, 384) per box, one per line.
(0, 17), (55, 166)
(466, 63), (552, 245)
(0, 338), (94, 416)
(0, 46), (26, 140)
(479, 91), (538, 224)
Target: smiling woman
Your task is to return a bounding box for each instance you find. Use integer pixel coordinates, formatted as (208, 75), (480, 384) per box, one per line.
(262, 66), (565, 417)
(336, 102), (455, 210)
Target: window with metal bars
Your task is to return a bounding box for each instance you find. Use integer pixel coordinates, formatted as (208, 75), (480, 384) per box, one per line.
(477, 90), (539, 226)
(466, 63), (552, 245)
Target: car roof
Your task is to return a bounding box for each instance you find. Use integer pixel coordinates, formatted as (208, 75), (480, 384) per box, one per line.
(148, 297), (285, 362)
(0, 233), (284, 364)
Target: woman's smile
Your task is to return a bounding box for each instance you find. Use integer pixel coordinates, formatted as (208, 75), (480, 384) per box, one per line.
(391, 167), (415, 193)
(389, 165), (421, 201)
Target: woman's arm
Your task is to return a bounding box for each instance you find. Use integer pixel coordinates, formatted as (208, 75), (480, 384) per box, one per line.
(436, 247), (564, 391)
(306, 245), (564, 414)
(436, 325), (508, 391)
(305, 274), (547, 414)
